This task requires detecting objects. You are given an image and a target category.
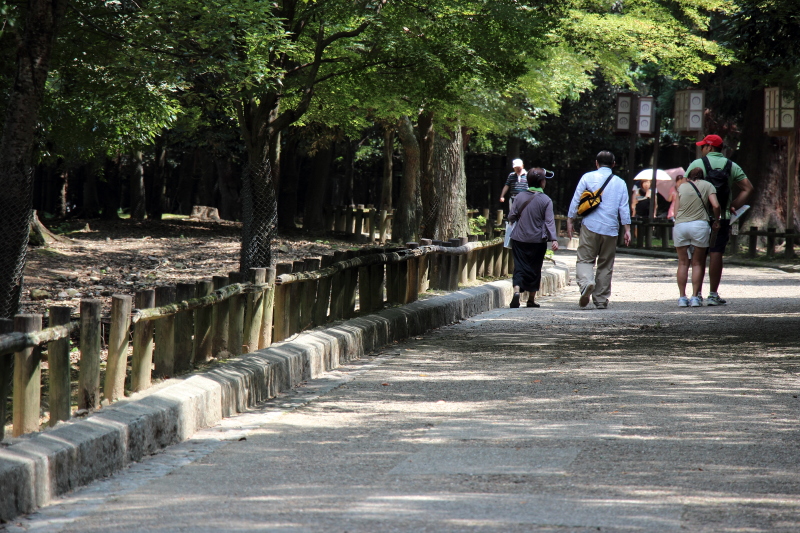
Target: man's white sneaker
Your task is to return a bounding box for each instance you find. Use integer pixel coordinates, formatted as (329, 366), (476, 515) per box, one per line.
(678, 296), (689, 307)
(689, 296), (702, 307)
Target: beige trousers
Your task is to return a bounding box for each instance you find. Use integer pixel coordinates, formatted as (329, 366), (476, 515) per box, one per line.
(576, 224), (619, 306)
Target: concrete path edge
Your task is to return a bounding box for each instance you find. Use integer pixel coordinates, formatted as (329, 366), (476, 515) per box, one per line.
(0, 264), (570, 522)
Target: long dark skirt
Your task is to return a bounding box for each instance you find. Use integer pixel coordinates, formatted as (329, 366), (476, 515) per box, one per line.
(511, 240), (548, 293)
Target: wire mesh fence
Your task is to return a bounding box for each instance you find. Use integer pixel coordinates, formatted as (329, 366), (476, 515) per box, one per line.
(239, 159), (278, 273)
(0, 168), (33, 319)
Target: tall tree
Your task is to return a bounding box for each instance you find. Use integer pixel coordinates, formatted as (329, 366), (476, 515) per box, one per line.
(0, 0), (67, 318)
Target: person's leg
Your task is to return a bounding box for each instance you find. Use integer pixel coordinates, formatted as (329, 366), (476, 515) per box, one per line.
(576, 225), (599, 303)
(592, 233), (618, 306)
(691, 246), (708, 298)
(676, 246), (690, 297)
(526, 243), (547, 307)
(708, 252), (723, 293)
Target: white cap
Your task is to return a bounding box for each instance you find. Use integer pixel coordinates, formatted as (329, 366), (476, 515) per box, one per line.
(512, 158), (524, 168)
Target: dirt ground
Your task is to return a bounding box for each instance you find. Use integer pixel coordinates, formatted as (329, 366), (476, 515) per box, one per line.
(21, 217), (364, 318)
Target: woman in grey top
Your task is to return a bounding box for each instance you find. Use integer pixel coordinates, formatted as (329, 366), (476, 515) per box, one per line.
(507, 168), (559, 308)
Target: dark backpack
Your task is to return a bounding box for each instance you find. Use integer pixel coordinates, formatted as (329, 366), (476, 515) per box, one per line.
(702, 156), (732, 206)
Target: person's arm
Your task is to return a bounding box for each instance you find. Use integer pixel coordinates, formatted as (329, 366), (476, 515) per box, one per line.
(708, 192), (721, 231)
(500, 184), (509, 203)
(621, 224), (631, 246)
(508, 193), (522, 222)
(731, 178), (753, 212)
(672, 188), (680, 215)
(566, 177), (586, 239)
(544, 199), (558, 243)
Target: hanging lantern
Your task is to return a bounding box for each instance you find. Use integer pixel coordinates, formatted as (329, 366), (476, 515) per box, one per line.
(615, 93), (633, 133)
(765, 87), (796, 136)
(637, 96), (655, 136)
(674, 90), (704, 134)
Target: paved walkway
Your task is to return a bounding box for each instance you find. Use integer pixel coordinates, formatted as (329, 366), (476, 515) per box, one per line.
(6, 252), (800, 532)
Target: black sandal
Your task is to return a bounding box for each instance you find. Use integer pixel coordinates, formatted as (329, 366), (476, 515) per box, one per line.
(526, 301), (540, 308)
(510, 292), (520, 308)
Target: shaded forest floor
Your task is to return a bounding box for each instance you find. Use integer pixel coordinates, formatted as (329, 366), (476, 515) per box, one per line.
(21, 215), (364, 318)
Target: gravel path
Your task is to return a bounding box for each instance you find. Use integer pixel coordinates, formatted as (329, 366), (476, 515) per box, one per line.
(7, 251), (800, 532)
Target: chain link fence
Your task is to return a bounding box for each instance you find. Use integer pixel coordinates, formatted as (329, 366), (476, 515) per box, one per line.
(0, 168), (32, 319)
(239, 160), (278, 273)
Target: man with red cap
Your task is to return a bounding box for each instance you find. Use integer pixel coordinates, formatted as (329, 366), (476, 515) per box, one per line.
(684, 134), (754, 306)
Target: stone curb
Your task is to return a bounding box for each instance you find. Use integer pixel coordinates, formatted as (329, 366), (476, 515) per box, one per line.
(0, 266), (570, 522)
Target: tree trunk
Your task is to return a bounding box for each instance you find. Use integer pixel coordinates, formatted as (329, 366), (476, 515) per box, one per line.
(432, 123), (468, 241)
(148, 138), (167, 219)
(54, 164), (68, 219)
(82, 161), (101, 218)
(176, 151), (197, 215)
(343, 140), (356, 207)
(304, 140), (334, 232)
(0, 0), (66, 318)
(418, 111), (436, 238)
(129, 151), (146, 220)
(278, 135), (299, 232)
(395, 115), (421, 243)
(381, 125), (395, 210)
(216, 157), (240, 221)
(100, 156), (121, 220)
(197, 149), (216, 207)
(735, 88), (792, 230)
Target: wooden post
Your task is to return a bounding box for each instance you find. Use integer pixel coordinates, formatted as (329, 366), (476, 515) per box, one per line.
(0, 319), (12, 441)
(227, 282), (246, 357)
(314, 255), (334, 325)
(211, 275), (230, 356)
(302, 258), (320, 329)
(787, 130), (796, 235)
(379, 209), (389, 243)
(104, 296), (132, 403)
(447, 239), (461, 290)
(785, 229), (795, 258)
(329, 251), (347, 320)
(369, 262), (384, 311)
(660, 225), (670, 250)
(458, 237), (469, 285)
(13, 314), (42, 436)
(132, 289), (155, 391)
(345, 206), (355, 236)
(243, 268), (266, 353)
(636, 222), (645, 249)
(501, 246), (509, 277)
(47, 307), (72, 424)
(493, 243), (503, 279)
(344, 250), (359, 317)
(766, 227), (776, 257)
(644, 218), (653, 249)
(77, 300), (102, 410)
(259, 268), (276, 349)
(174, 282), (195, 372)
(272, 263), (293, 342)
(748, 226), (758, 258)
(154, 285), (176, 377)
(405, 243), (420, 303)
(193, 281), (213, 362)
(398, 258), (410, 303)
(355, 207), (365, 238)
(467, 236), (478, 282)
(418, 239), (432, 292)
(324, 206), (335, 232)
(366, 208), (375, 241)
(359, 259), (371, 313)
(288, 260), (305, 336)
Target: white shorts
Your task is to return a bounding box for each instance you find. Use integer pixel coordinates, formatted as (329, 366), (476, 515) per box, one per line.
(673, 220), (711, 247)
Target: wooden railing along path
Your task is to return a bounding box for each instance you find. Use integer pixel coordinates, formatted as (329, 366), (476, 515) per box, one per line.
(0, 237), (512, 441)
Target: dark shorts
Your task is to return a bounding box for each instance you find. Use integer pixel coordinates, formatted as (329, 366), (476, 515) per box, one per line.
(709, 219), (730, 253)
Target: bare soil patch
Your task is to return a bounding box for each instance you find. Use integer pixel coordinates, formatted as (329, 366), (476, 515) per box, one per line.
(21, 217), (362, 317)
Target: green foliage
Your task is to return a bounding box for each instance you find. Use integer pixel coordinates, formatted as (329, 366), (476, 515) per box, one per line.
(468, 215), (487, 236)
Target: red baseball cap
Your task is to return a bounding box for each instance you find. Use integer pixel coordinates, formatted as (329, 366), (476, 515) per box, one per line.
(696, 134), (723, 147)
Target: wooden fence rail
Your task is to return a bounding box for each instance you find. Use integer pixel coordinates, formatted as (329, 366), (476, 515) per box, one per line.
(0, 237), (510, 441)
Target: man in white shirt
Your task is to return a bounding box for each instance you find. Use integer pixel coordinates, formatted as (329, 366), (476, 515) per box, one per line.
(566, 151), (632, 309)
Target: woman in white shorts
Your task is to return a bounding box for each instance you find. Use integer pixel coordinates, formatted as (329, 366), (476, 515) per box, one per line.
(672, 168), (720, 307)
